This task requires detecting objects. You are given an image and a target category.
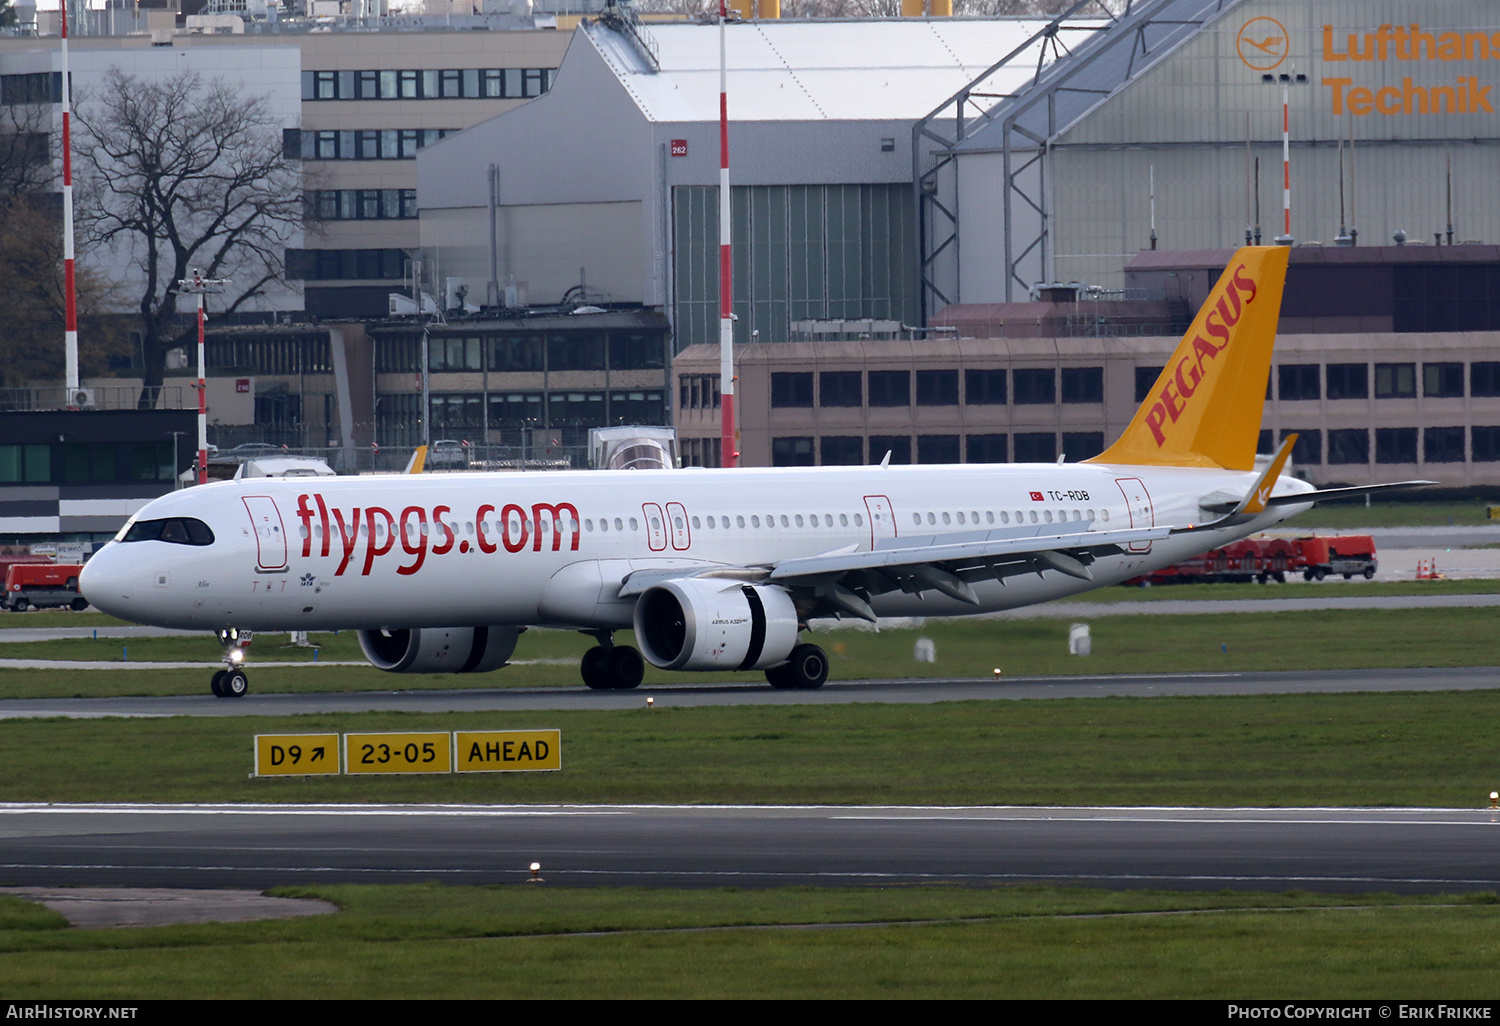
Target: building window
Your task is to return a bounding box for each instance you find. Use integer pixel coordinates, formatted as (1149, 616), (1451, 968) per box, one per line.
(1135, 366), (1165, 403)
(1423, 362), (1464, 398)
(868, 435), (911, 464)
(965, 369), (1006, 405)
(610, 391), (664, 425)
(1061, 432), (1104, 461)
(1424, 426), (1466, 463)
(915, 369), (958, 406)
(0, 443), (50, 483)
(1472, 363), (1500, 397)
(1061, 367), (1103, 404)
(820, 371), (862, 407)
(609, 333), (665, 370)
(62, 443), (117, 483)
(966, 434), (1008, 463)
(286, 248), (407, 282)
(678, 374), (721, 410)
(549, 391), (605, 427)
(1473, 426), (1500, 462)
(867, 371), (910, 407)
(305, 189), (417, 220)
(771, 436), (814, 467)
(917, 435), (960, 463)
(1325, 363), (1368, 400)
(1013, 432), (1056, 462)
(428, 337), (483, 372)
(1012, 369), (1056, 405)
(1375, 363), (1416, 399)
(1278, 364), (1320, 402)
(1375, 427), (1418, 463)
(820, 436), (863, 465)
(486, 335), (542, 374)
(548, 335), (605, 371)
(489, 392), (544, 427)
(1284, 429), (1322, 466)
(1327, 429), (1369, 464)
(770, 372), (813, 408)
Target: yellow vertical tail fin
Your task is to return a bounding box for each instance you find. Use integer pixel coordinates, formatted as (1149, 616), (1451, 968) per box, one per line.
(1086, 245), (1289, 471)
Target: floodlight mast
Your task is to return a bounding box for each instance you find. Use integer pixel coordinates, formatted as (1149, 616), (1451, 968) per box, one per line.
(177, 270), (229, 485)
(718, 0), (737, 468)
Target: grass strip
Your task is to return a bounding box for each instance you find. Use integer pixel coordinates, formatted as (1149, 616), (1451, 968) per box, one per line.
(1, 605), (1498, 697)
(0, 883), (1496, 998)
(2, 689), (1497, 807)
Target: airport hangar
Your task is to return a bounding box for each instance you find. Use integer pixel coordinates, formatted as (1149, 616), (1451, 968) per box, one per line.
(415, 0), (1500, 488)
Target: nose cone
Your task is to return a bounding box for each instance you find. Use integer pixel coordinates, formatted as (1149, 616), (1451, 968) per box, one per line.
(78, 544), (137, 622)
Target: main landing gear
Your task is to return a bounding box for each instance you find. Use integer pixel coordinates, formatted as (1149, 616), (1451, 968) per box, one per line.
(764, 643), (829, 690)
(210, 628), (252, 698)
(579, 632), (646, 690)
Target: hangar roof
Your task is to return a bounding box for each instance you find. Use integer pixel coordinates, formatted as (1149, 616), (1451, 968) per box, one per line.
(584, 17), (1090, 123)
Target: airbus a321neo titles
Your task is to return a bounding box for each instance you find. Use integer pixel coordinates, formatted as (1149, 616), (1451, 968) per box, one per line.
(81, 247), (1427, 697)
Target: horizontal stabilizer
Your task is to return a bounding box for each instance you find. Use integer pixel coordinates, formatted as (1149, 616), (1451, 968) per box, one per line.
(1199, 480), (1436, 514)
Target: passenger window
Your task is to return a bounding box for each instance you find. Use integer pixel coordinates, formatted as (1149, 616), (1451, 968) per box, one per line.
(737, 516), (746, 528)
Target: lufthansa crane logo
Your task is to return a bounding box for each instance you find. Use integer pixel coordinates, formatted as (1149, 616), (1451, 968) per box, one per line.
(1237, 16), (1289, 71)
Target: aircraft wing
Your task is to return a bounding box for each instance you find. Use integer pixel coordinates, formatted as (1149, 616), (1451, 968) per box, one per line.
(618, 524), (1172, 622)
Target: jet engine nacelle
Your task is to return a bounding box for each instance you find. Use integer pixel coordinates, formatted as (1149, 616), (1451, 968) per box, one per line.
(633, 579), (799, 671)
(357, 625), (519, 673)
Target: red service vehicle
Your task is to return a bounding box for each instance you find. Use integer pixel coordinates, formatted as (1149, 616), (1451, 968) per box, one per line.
(5, 563), (88, 611)
(1124, 534), (1377, 586)
(1294, 534), (1377, 581)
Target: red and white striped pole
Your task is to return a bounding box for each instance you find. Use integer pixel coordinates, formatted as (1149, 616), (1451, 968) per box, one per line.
(195, 284), (207, 485)
(61, 0), (79, 404)
(1281, 77), (1291, 240)
(717, 0), (737, 468)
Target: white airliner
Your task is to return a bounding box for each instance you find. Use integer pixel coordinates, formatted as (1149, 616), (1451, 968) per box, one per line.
(80, 246), (1423, 697)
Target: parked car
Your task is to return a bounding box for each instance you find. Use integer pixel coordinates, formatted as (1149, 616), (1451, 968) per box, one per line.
(429, 439), (469, 467)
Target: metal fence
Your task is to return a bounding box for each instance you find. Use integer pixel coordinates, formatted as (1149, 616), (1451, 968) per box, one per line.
(0, 385), (189, 412)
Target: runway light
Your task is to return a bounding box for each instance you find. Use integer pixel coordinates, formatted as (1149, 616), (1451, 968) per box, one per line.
(528, 861), (543, 883)
(1490, 792), (1497, 810)
(992, 668), (1002, 679)
(646, 696), (654, 709)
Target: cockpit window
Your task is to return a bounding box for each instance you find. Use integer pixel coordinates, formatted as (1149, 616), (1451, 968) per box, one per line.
(122, 517), (215, 546)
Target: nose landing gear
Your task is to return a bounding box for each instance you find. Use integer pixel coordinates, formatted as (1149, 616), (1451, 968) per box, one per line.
(211, 628), (252, 698)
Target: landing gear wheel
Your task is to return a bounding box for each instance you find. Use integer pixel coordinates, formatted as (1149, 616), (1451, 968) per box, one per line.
(581, 646), (611, 690)
(210, 670), (227, 697)
(784, 643), (829, 690)
(222, 669), (249, 698)
(765, 663), (797, 689)
(606, 646), (645, 690)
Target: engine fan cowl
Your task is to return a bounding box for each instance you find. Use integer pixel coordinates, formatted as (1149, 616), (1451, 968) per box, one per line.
(633, 578), (798, 671)
(357, 625), (519, 673)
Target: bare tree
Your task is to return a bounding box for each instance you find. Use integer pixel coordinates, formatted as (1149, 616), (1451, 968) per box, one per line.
(0, 98), (125, 389)
(75, 68), (302, 403)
